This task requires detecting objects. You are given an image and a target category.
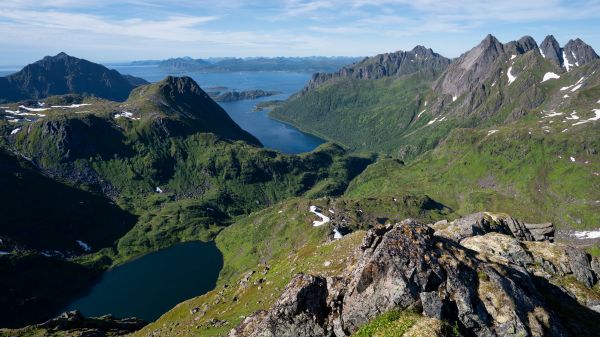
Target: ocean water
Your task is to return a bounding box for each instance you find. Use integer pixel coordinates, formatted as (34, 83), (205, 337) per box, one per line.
(109, 65), (325, 154)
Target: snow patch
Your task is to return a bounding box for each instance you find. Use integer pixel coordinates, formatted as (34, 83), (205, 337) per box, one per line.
(563, 94), (569, 98)
(539, 48), (545, 59)
(51, 103), (92, 108)
(10, 127), (21, 135)
(542, 111), (563, 118)
(563, 51), (573, 71)
(487, 130), (499, 136)
(155, 187), (163, 193)
(333, 228), (343, 240)
(114, 111), (140, 120)
(507, 66), (517, 85)
(309, 205), (330, 227)
(417, 109), (426, 119)
(76, 240), (92, 252)
(570, 157), (576, 162)
(19, 105), (49, 112)
(571, 109), (600, 126)
(571, 230), (600, 239)
(452, 96), (457, 102)
(541, 72), (560, 83)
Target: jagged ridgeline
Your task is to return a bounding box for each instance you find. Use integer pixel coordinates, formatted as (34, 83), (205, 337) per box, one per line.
(0, 69), (374, 327)
(272, 35), (600, 158)
(273, 34), (600, 231)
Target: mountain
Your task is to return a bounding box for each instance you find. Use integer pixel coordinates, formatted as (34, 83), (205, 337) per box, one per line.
(125, 76), (261, 143)
(270, 45), (451, 154)
(540, 35), (600, 70)
(271, 34), (600, 233)
(0, 74), (374, 327)
(298, 45), (451, 95)
(272, 34), (600, 157)
(0, 52), (148, 103)
(157, 56), (362, 73)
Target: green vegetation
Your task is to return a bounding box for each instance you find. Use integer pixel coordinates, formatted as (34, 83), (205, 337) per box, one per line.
(271, 74), (435, 156)
(346, 120), (600, 229)
(353, 310), (419, 337)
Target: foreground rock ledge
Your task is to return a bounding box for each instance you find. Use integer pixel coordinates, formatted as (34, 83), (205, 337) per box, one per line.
(230, 213), (600, 337)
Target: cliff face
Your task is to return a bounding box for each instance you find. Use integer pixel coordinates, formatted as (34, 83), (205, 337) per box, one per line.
(230, 213), (600, 337)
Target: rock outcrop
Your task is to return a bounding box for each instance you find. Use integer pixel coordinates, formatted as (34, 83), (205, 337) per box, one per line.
(431, 212), (555, 242)
(2, 310), (146, 337)
(230, 214), (600, 337)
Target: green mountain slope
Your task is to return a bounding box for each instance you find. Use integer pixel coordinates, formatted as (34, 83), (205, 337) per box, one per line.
(0, 75), (374, 327)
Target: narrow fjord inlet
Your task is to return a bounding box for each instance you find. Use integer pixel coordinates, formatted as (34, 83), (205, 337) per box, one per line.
(1, 2), (600, 337)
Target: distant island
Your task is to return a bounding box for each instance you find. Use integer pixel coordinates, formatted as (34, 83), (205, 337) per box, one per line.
(252, 100), (285, 112)
(208, 89), (281, 102)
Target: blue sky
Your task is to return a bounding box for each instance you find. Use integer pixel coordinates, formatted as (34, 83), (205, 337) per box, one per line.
(0, 0), (599, 66)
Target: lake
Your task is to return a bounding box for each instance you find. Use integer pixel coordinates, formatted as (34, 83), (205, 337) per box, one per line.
(63, 241), (223, 321)
(109, 65), (325, 154)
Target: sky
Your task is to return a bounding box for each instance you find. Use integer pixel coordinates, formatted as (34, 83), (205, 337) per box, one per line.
(0, 0), (600, 66)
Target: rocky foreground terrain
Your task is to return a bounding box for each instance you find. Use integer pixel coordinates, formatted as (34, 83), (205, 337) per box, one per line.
(230, 212), (600, 337)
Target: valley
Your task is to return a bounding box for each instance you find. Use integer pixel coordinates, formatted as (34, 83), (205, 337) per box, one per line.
(0, 32), (599, 337)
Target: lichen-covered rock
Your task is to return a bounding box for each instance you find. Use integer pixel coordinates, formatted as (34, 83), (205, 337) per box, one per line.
(461, 232), (533, 266)
(232, 219), (575, 337)
(230, 274), (331, 337)
(433, 212), (555, 243)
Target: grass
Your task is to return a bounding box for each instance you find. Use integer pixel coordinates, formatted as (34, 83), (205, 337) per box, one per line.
(345, 119), (600, 230)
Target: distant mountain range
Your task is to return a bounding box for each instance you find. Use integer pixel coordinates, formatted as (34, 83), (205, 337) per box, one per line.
(130, 56), (362, 73)
(0, 53), (148, 103)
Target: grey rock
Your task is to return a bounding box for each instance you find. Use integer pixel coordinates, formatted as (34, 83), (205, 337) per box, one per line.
(230, 274), (331, 337)
(563, 38), (599, 69)
(524, 222), (555, 242)
(540, 35), (563, 67)
(420, 291), (445, 319)
(299, 46), (451, 96)
(566, 248), (595, 288)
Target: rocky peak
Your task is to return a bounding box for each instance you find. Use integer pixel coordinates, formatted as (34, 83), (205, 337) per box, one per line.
(157, 76), (204, 97)
(563, 38), (600, 69)
(297, 45), (450, 95)
(540, 35), (563, 67)
(505, 35), (539, 55)
(435, 34), (505, 98)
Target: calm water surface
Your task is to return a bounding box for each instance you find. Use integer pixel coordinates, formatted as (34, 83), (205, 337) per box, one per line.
(64, 242), (223, 321)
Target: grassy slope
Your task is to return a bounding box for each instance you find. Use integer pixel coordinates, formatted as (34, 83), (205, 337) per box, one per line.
(270, 74), (432, 155)
(131, 194), (452, 337)
(346, 118), (600, 229)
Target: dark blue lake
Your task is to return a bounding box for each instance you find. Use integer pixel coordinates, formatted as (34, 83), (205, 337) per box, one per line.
(64, 241), (223, 321)
(108, 65), (325, 154)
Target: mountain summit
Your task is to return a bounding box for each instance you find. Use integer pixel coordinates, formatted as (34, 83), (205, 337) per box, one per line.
(126, 76), (261, 144)
(0, 53), (147, 102)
